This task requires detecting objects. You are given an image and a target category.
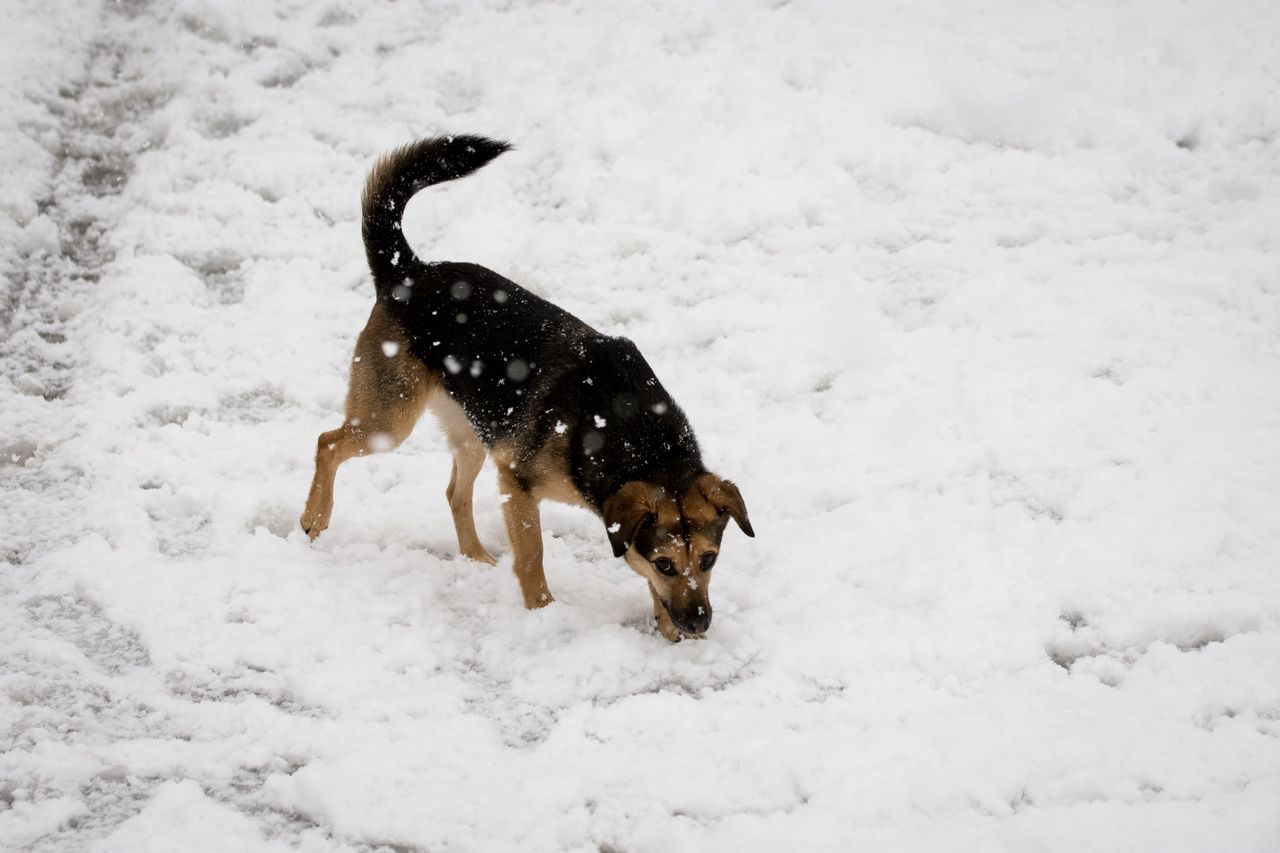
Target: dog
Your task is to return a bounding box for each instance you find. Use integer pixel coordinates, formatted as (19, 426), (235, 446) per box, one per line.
(300, 135), (753, 641)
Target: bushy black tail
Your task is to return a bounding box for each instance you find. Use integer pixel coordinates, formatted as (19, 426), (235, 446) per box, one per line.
(361, 134), (511, 285)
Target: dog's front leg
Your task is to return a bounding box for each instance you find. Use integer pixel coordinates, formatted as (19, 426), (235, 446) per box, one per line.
(649, 584), (683, 643)
(498, 475), (554, 609)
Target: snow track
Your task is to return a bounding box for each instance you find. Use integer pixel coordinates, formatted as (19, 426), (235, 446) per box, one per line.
(3, 1), (1280, 851)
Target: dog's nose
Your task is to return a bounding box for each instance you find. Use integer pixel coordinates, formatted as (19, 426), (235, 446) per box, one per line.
(680, 608), (712, 635)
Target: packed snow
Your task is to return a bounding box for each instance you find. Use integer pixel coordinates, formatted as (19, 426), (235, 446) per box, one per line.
(3, 0), (1280, 851)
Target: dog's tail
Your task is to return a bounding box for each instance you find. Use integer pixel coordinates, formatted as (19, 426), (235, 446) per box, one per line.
(361, 134), (512, 284)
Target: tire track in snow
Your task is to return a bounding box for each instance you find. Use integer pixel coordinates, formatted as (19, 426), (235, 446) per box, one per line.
(0, 0), (163, 401)
(4, 5), (393, 846)
(0, 3), (185, 850)
(1, 0), (168, 568)
(2, 9), (352, 847)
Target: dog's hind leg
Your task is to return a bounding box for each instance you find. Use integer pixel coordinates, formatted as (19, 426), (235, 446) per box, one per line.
(426, 389), (498, 563)
(301, 422), (379, 539)
(444, 434), (497, 564)
(301, 303), (431, 539)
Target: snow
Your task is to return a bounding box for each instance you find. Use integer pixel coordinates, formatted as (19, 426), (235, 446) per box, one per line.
(3, 0), (1280, 851)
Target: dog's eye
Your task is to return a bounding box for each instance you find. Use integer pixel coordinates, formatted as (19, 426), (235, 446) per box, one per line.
(700, 552), (717, 571)
(653, 558), (676, 576)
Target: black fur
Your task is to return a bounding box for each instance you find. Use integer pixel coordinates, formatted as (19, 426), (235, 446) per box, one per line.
(363, 136), (705, 511)
(362, 134), (512, 282)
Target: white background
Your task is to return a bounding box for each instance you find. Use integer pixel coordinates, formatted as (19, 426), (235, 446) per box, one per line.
(2, 0), (1279, 850)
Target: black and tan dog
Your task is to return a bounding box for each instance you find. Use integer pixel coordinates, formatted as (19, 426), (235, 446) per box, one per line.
(300, 135), (753, 641)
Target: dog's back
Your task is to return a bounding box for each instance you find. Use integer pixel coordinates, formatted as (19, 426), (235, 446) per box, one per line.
(360, 136), (702, 510)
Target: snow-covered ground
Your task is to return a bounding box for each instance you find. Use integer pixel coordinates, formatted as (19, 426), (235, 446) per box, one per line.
(3, 0), (1280, 850)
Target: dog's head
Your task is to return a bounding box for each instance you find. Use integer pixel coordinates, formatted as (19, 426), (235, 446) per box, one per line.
(602, 473), (754, 637)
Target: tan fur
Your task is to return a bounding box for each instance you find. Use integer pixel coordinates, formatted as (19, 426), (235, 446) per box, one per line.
(491, 432), (588, 510)
(301, 303), (495, 565)
(428, 390), (496, 564)
(495, 470), (554, 609)
(485, 432), (592, 608)
(563, 473), (747, 642)
(648, 583), (682, 643)
(301, 302), (434, 539)
(613, 479), (728, 640)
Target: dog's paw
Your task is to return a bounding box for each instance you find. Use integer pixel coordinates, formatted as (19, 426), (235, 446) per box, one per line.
(522, 589), (556, 610)
(299, 513), (327, 541)
(461, 547), (498, 565)
(655, 617), (683, 643)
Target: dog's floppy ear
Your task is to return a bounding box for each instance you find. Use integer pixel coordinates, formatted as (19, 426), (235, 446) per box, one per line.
(697, 474), (755, 538)
(602, 481), (657, 558)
